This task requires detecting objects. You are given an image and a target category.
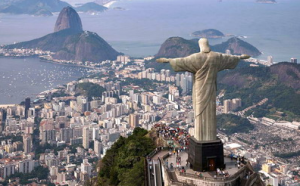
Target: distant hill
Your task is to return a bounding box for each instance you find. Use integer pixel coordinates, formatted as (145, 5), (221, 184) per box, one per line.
(155, 36), (261, 58)
(256, 0), (276, 3)
(154, 37), (199, 58)
(218, 62), (300, 120)
(75, 2), (107, 13)
(217, 114), (254, 135)
(192, 29), (225, 39)
(148, 36), (261, 72)
(212, 37), (262, 57)
(5, 7), (120, 62)
(0, 0), (70, 16)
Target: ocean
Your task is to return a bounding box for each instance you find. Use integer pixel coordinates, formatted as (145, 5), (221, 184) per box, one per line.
(0, 0), (299, 103)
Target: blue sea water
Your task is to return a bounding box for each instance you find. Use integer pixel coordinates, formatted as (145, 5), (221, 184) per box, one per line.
(0, 58), (88, 104)
(0, 0), (299, 103)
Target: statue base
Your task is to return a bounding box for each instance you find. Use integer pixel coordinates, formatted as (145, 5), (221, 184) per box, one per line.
(188, 137), (225, 172)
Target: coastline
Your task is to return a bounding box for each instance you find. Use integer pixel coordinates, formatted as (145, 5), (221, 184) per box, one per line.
(39, 58), (94, 69)
(0, 56), (91, 105)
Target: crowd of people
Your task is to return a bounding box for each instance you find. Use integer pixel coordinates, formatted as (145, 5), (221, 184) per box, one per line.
(155, 124), (189, 149)
(152, 124), (253, 181)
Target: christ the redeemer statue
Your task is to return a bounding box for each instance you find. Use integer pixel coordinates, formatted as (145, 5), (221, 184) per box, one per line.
(157, 38), (250, 142)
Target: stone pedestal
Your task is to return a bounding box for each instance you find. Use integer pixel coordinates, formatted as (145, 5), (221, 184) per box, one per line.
(188, 137), (225, 172)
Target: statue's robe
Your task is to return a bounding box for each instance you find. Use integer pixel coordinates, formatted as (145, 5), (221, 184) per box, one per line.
(170, 52), (240, 141)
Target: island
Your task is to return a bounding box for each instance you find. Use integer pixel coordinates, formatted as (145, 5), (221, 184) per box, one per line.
(75, 2), (107, 13)
(0, 0), (108, 16)
(191, 29), (225, 39)
(256, 0), (276, 3)
(0, 0), (70, 16)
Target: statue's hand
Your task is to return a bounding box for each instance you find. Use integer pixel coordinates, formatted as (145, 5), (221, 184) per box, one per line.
(156, 58), (170, 63)
(240, 54), (251, 59)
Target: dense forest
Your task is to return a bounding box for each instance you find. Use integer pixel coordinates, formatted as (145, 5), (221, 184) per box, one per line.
(218, 63), (300, 121)
(97, 128), (155, 186)
(77, 82), (105, 101)
(217, 114), (254, 135)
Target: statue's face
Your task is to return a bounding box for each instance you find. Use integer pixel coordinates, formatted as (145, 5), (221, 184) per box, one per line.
(199, 38), (211, 53)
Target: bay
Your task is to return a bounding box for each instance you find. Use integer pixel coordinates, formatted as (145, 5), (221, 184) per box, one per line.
(0, 0), (299, 104)
(0, 57), (88, 104)
(0, 0), (299, 61)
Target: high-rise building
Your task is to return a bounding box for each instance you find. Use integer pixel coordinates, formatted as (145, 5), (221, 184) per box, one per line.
(28, 108), (35, 118)
(18, 159), (35, 174)
(141, 94), (149, 105)
(0, 109), (5, 123)
(66, 82), (76, 93)
(77, 96), (89, 112)
(25, 97), (30, 118)
(40, 129), (56, 144)
(0, 164), (15, 178)
(223, 99), (231, 114)
(153, 95), (161, 104)
(81, 159), (92, 176)
(268, 56), (273, 64)
(82, 127), (90, 149)
(262, 163), (272, 173)
(223, 98), (242, 113)
(129, 114), (139, 128)
(180, 76), (187, 94)
(94, 140), (102, 157)
(23, 135), (32, 154)
(92, 128), (100, 141)
(13, 141), (23, 151)
(232, 98), (242, 109)
(165, 70), (170, 77)
(117, 55), (130, 63)
(90, 100), (101, 109)
(291, 58), (297, 64)
(186, 73), (193, 92)
(175, 74), (181, 86)
(60, 128), (73, 143)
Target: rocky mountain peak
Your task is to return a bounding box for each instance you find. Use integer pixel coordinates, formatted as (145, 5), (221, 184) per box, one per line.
(54, 6), (83, 33)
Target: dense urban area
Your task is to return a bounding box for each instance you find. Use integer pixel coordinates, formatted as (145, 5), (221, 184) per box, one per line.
(0, 51), (299, 186)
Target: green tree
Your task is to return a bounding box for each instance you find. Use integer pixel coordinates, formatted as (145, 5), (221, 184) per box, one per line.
(97, 128), (155, 186)
(77, 82), (105, 101)
(217, 114), (254, 135)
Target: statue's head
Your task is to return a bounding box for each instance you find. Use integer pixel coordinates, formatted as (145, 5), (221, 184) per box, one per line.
(199, 38), (211, 53)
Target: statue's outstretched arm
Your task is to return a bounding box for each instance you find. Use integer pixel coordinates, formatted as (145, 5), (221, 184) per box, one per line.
(156, 58), (170, 63)
(239, 54), (251, 59)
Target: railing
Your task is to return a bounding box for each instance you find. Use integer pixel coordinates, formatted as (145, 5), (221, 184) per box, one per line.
(147, 147), (169, 159)
(159, 157), (189, 186)
(244, 172), (258, 186)
(171, 162), (249, 183)
(146, 144), (253, 185)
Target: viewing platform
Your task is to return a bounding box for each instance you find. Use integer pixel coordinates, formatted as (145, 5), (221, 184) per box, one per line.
(146, 148), (264, 186)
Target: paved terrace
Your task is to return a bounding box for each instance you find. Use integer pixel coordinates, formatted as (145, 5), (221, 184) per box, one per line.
(151, 149), (249, 179)
(146, 126), (262, 185)
(147, 148), (257, 186)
